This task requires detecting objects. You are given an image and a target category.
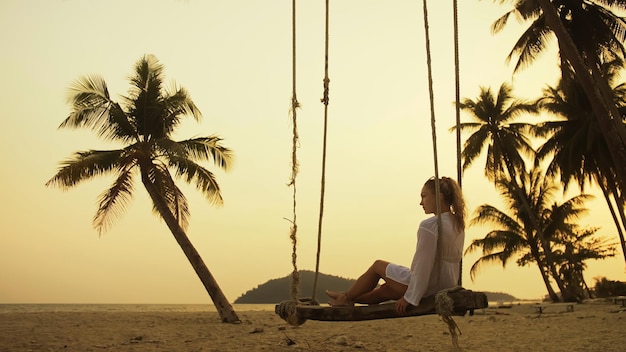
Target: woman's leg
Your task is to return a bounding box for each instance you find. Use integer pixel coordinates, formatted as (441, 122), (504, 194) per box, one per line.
(352, 282), (406, 304)
(326, 260), (407, 305)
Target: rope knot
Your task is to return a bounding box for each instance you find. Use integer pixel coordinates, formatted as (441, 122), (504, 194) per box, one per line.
(435, 287), (463, 347)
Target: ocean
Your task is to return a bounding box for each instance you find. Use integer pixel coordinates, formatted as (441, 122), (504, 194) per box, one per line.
(0, 301), (530, 314)
(0, 303), (277, 314)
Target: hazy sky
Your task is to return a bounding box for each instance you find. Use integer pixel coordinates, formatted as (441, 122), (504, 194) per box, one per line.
(1, 0), (624, 304)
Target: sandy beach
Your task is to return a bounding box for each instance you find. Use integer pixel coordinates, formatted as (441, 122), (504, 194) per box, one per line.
(1, 300), (624, 352)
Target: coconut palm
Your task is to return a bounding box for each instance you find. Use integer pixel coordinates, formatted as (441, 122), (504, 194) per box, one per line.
(454, 83), (536, 182)
(466, 166), (557, 299)
(453, 83), (565, 300)
(550, 221), (616, 301)
(534, 59), (626, 262)
(492, 0), (626, 224)
(492, 0), (626, 74)
(45, 55), (240, 323)
(466, 164), (599, 301)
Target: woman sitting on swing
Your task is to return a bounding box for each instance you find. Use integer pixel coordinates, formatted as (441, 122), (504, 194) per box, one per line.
(326, 176), (466, 315)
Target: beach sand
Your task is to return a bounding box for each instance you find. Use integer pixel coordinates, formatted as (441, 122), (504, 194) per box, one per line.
(1, 300), (624, 352)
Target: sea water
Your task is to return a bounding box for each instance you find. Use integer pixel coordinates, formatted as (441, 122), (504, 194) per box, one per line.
(0, 303), (277, 314)
(0, 301), (541, 314)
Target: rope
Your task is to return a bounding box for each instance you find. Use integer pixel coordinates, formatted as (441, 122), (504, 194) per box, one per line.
(275, 300), (307, 326)
(421, 0), (442, 239)
(287, 0), (301, 303)
(453, 0), (461, 188)
(435, 287), (463, 348)
(452, 0), (463, 287)
(311, 0), (331, 302)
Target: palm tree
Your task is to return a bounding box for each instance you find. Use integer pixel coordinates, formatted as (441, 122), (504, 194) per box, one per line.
(550, 222), (616, 301)
(466, 164), (599, 301)
(493, 0), (626, 75)
(533, 59), (626, 263)
(492, 0), (626, 235)
(453, 83), (565, 300)
(466, 166), (557, 299)
(454, 83), (536, 183)
(45, 55), (240, 323)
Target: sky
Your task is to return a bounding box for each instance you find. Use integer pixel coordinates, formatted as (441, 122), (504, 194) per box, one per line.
(1, 0), (624, 305)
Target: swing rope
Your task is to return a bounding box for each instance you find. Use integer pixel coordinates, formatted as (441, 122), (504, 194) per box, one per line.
(276, 5), (488, 347)
(452, 0), (463, 287)
(282, 3), (466, 338)
(311, 0), (331, 303)
(423, 0), (461, 346)
(453, 0), (461, 189)
(287, 0), (301, 303)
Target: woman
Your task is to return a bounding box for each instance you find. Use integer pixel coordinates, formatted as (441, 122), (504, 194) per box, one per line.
(326, 176), (466, 315)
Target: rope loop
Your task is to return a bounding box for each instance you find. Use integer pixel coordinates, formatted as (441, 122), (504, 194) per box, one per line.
(275, 298), (319, 326)
(435, 287), (463, 347)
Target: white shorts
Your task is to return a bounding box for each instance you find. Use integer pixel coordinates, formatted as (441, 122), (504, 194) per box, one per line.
(385, 263), (411, 285)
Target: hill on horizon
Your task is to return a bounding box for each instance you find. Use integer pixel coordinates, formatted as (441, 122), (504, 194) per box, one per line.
(234, 270), (518, 304)
(234, 270), (354, 304)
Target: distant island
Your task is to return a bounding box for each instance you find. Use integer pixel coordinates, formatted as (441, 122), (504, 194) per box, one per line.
(234, 270), (517, 304)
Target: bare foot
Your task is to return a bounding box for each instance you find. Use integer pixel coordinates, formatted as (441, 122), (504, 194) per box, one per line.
(325, 290), (343, 299)
(328, 292), (354, 307)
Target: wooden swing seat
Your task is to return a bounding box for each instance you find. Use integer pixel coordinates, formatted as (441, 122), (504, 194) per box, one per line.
(275, 288), (488, 324)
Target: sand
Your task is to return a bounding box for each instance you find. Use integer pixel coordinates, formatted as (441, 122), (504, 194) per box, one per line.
(1, 300), (625, 352)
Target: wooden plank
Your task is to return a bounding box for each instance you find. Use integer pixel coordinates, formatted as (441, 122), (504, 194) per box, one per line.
(534, 303), (575, 314)
(612, 296), (626, 307)
(275, 288), (488, 323)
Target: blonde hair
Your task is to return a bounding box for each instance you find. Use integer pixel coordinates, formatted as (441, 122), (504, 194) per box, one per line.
(424, 176), (466, 231)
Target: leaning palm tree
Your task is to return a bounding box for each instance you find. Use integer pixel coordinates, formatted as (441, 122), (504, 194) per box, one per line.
(492, 0), (626, 221)
(466, 163), (597, 301)
(453, 83), (565, 300)
(465, 166), (558, 300)
(533, 59), (626, 263)
(45, 55), (240, 323)
(493, 0), (626, 75)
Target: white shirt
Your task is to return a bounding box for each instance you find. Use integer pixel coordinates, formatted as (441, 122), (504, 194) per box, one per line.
(403, 212), (465, 306)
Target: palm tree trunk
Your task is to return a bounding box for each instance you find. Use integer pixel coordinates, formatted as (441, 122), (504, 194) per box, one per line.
(552, 16), (626, 265)
(599, 179), (626, 263)
(498, 146), (563, 301)
(141, 171), (240, 323)
(531, 246), (560, 301)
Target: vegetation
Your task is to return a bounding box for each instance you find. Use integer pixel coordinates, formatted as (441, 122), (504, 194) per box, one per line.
(458, 0), (626, 303)
(45, 55), (240, 323)
(593, 277), (626, 297)
(496, 0), (626, 198)
(465, 162), (616, 302)
(534, 59), (626, 262)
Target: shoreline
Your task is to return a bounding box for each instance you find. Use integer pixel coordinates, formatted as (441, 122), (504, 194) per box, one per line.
(1, 300), (624, 351)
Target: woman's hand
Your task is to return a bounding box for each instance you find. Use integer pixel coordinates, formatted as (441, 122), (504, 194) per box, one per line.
(395, 296), (411, 315)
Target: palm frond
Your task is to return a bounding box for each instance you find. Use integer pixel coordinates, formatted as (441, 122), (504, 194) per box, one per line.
(161, 85), (203, 133)
(93, 166), (136, 235)
(508, 18), (553, 73)
(145, 162), (191, 230)
(466, 251), (509, 281)
(62, 76), (137, 143)
(174, 136), (234, 171)
(167, 157), (224, 206)
(460, 127), (489, 171)
(471, 205), (525, 234)
(45, 149), (127, 189)
(127, 54), (165, 100)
